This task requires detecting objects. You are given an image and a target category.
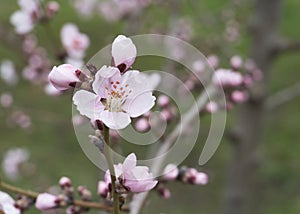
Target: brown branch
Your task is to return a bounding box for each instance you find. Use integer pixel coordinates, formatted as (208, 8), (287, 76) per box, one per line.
(0, 179), (129, 212)
(265, 82), (300, 110)
(273, 39), (300, 55)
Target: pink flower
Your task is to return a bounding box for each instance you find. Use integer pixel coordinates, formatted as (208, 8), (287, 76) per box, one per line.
(194, 172), (208, 185)
(162, 164), (179, 181)
(2, 148), (29, 180)
(105, 153), (158, 193)
(0, 93), (13, 108)
(48, 64), (82, 91)
(112, 35), (137, 72)
(0, 191), (20, 214)
(0, 60), (18, 85)
(212, 69), (243, 87)
(35, 193), (58, 210)
(73, 66), (158, 129)
(10, 0), (39, 34)
(61, 23), (90, 59)
(207, 55), (219, 68)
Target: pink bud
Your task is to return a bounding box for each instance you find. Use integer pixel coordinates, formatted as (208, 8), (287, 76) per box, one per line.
(158, 187), (171, 199)
(46, 1), (59, 16)
(111, 35), (137, 72)
(0, 93), (13, 108)
(97, 181), (108, 198)
(35, 193), (58, 210)
(163, 164), (179, 181)
(207, 55), (219, 68)
(230, 55), (243, 69)
(44, 83), (62, 96)
(160, 109), (173, 121)
(157, 95), (170, 108)
(135, 118), (150, 132)
(59, 176), (72, 187)
(231, 90), (249, 103)
(194, 172), (208, 185)
(205, 101), (218, 113)
(48, 64), (81, 90)
(192, 60), (205, 73)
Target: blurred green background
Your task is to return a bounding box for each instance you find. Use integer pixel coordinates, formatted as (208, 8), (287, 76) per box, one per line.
(0, 0), (299, 213)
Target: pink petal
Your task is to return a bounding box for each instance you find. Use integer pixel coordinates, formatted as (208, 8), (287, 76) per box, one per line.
(100, 110), (131, 129)
(73, 90), (104, 120)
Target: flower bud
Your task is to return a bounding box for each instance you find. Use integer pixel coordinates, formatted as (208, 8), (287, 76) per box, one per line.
(194, 172), (208, 185)
(97, 181), (108, 198)
(157, 95), (170, 108)
(59, 176), (72, 188)
(230, 55), (243, 70)
(135, 118), (150, 132)
(48, 64), (81, 90)
(231, 90), (249, 104)
(112, 35), (137, 73)
(162, 164), (179, 181)
(35, 193), (58, 210)
(46, 1), (59, 17)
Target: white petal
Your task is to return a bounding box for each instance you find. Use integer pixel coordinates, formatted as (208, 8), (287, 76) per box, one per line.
(122, 153), (137, 171)
(92, 66), (120, 96)
(123, 92), (156, 118)
(100, 110), (131, 130)
(73, 90), (104, 120)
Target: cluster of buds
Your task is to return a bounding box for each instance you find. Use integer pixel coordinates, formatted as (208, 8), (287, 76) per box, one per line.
(154, 164), (208, 199)
(10, 0), (60, 35)
(205, 55), (262, 113)
(0, 191), (21, 214)
(22, 35), (52, 85)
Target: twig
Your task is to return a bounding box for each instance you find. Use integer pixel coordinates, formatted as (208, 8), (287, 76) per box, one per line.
(103, 125), (120, 214)
(129, 85), (217, 214)
(0, 179), (129, 212)
(265, 82), (300, 110)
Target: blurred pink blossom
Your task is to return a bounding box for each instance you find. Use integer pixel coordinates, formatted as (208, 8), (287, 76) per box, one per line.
(10, 0), (40, 34)
(230, 55), (243, 69)
(157, 95), (170, 108)
(205, 101), (219, 113)
(231, 90), (249, 103)
(2, 148), (30, 180)
(212, 69), (243, 87)
(0, 93), (13, 108)
(0, 60), (18, 85)
(61, 23), (90, 60)
(135, 118), (150, 132)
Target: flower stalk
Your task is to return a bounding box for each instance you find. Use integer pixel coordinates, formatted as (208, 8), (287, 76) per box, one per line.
(103, 125), (120, 214)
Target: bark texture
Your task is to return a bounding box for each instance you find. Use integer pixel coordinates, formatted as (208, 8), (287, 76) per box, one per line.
(222, 1), (283, 214)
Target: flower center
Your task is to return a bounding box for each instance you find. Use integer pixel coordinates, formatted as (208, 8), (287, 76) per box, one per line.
(104, 81), (132, 112)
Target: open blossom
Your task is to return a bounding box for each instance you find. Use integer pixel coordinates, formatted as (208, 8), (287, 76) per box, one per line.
(0, 60), (18, 85)
(35, 193), (58, 210)
(112, 35), (137, 72)
(49, 64), (82, 91)
(2, 148), (29, 180)
(73, 65), (159, 129)
(61, 23), (90, 60)
(104, 153), (158, 193)
(0, 191), (21, 214)
(10, 0), (39, 34)
(212, 69), (243, 87)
